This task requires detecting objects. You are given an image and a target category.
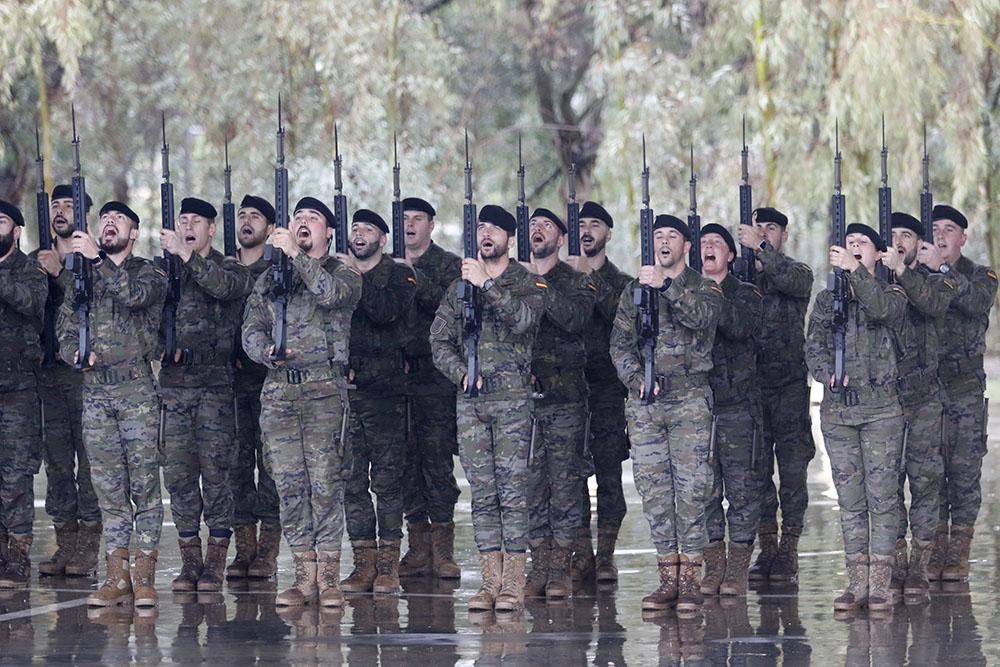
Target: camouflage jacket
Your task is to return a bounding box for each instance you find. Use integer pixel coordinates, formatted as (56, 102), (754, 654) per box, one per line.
(405, 242), (461, 396)
(159, 249), (254, 388)
(28, 248), (75, 373)
(0, 249), (47, 391)
(610, 265), (723, 398)
(583, 258), (632, 400)
(349, 253), (417, 396)
(234, 254), (272, 388)
(709, 273), (763, 407)
(936, 255), (998, 390)
(754, 246), (813, 387)
(532, 260), (596, 405)
(430, 260), (546, 401)
(806, 264), (908, 408)
(892, 264), (954, 403)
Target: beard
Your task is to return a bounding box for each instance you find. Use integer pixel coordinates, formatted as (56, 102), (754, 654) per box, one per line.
(903, 247), (917, 266)
(350, 242), (379, 260)
(99, 235), (128, 255)
(53, 216), (75, 239)
(0, 229), (14, 257)
(480, 243), (506, 261)
(240, 229), (268, 249)
(583, 235), (607, 258)
(531, 239), (558, 260)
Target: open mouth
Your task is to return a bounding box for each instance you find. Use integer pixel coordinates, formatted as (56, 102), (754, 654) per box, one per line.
(581, 235), (594, 244)
(530, 232), (544, 244)
(853, 254), (862, 261)
(184, 234), (197, 244)
(298, 228), (312, 239)
(102, 227), (117, 239)
(53, 215), (68, 226)
(481, 240), (495, 251)
(405, 229), (416, 238)
(705, 253), (716, 262)
(240, 224), (255, 236)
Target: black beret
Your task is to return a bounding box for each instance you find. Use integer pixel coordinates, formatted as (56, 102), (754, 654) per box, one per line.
(240, 195), (275, 224)
(401, 197), (436, 218)
(579, 201), (613, 228)
(846, 223), (887, 252)
(753, 207), (788, 227)
(0, 199), (24, 227)
(352, 208), (389, 234)
(51, 184), (94, 211)
(478, 204), (516, 234)
(180, 197), (218, 220)
(890, 212), (923, 238)
(932, 204), (968, 229)
(295, 196), (336, 227)
(652, 214), (690, 241)
(701, 223), (737, 257)
(99, 201), (140, 225)
(529, 207), (566, 233)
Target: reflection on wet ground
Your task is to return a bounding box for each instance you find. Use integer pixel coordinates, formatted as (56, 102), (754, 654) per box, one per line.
(2, 384), (998, 664)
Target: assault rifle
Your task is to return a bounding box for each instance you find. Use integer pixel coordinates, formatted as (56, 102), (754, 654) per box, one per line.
(633, 134), (658, 405)
(35, 126), (58, 366)
(920, 123), (933, 242)
(157, 113), (188, 366)
(876, 114), (893, 282)
(267, 97), (292, 361)
(391, 133), (405, 258)
(458, 130), (481, 398)
(222, 137), (236, 257)
(829, 121), (849, 401)
(67, 106), (92, 369)
(333, 124), (349, 254)
(734, 117), (756, 283)
(516, 135), (530, 262)
(566, 162), (581, 256)
(687, 145), (701, 272)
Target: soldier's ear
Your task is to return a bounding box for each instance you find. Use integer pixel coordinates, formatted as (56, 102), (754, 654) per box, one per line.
(781, 228), (789, 244)
(325, 227), (333, 242)
(208, 221), (217, 238)
(129, 225), (140, 240)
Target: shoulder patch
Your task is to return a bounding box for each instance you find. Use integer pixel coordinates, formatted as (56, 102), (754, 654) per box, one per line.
(430, 314), (448, 336)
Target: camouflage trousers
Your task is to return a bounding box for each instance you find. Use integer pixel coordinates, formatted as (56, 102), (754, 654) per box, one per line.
(706, 401), (765, 544)
(820, 399), (903, 557)
(938, 377), (988, 528)
(896, 397), (944, 542)
(401, 392), (460, 524)
(758, 378), (815, 532)
(0, 386), (42, 536)
(260, 379), (350, 552)
(81, 376), (163, 551)
(527, 401), (588, 546)
(579, 388), (628, 533)
(231, 378), (280, 529)
(626, 385), (714, 556)
(159, 384), (237, 534)
(345, 393), (406, 541)
(457, 397), (532, 553)
(38, 365), (99, 525)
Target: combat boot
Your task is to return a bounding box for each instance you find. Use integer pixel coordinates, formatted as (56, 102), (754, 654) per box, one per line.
(867, 554), (895, 613)
(248, 524), (281, 578)
(172, 536), (203, 592)
(642, 554), (678, 611)
(904, 538), (932, 599)
(524, 539), (551, 598)
(833, 553), (868, 612)
(64, 521), (101, 576)
(942, 525), (974, 581)
(545, 542), (573, 600)
(198, 536), (229, 592)
(675, 554), (704, 615)
(340, 540), (378, 593)
(398, 521), (432, 577)
(699, 541), (726, 595)
(133, 549), (159, 607)
(38, 520), (78, 576)
(0, 534), (32, 588)
(595, 528), (619, 583)
(468, 550), (503, 611)
(890, 538), (908, 601)
(768, 527), (800, 583)
(276, 550), (317, 606)
(926, 524), (948, 581)
(87, 548), (132, 606)
(226, 524), (257, 579)
(373, 539), (401, 594)
(719, 540), (754, 596)
(570, 528), (595, 582)
(317, 550), (344, 607)
(430, 521), (461, 579)
(748, 528), (778, 581)
(494, 551), (527, 612)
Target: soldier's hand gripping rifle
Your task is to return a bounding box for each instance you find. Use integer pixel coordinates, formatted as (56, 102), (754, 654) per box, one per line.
(267, 97), (293, 361)
(828, 121), (849, 401)
(920, 123), (933, 243)
(333, 124), (349, 255)
(391, 133), (405, 259)
(516, 135), (530, 262)
(687, 145), (701, 272)
(734, 117), (756, 283)
(633, 135), (658, 405)
(157, 113), (188, 366)
(36, 126), (58, 366)
(66, 107), (93, 369)
(457, 130), (481, 398)
(567, 161), (581, 256)
(223, 137), (237, 258)
(876, 114), (893, 282)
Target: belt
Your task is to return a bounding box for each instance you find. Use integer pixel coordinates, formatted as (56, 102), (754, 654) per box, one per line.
(405, 355), (434, 374)
(83, 362), (152, 385)
(654, 372), (709, 395)
(938, 354), (983, 380)
(163, 349), (231, 367)
(831, 382), (897, 407)
(269, 361), (346, 385)
(896, 367), (940, 396)
(480, 375), (528, 395)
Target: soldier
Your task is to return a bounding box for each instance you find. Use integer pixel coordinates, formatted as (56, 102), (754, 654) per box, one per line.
(242, 196), (362, 608)
(0, 200), (47, 589)
(56, 201), (168, 607)
(339, 208), (416, 595)
(805, 223), (907, 613)
(698, 224), (764, 597)
(565, 201), (632, 584)
(610, 214), (722, 614)
(736, 207), (814, 583)
(397, 197), (463, 580)
(429, 204), (546, 613)
(923, 204), (997, 581)
(521, 207), (595, 600)
(32, 185), (102, 577)
(227, 195), (281, 580)
(158, 197), (254, 593)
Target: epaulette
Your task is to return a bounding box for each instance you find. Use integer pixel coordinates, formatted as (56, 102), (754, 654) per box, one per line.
(535, 280), (548, 289)
(152, 266), (167, 278)
(944, 279), (956, 290)
(585, 280), (597, 292)
(987, 269), (997, 282)
(709, 285), (723, 295)
(406, 275), (417, 285)
(751, 286), (763, 299)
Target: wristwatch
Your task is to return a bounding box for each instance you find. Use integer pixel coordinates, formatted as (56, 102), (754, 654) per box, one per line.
(659, 277), (673, 293)
(482, 278), (496, 292)
(757, 240), (769, 253)
(938, 263), (951, 275)
(91, 250), (108, 267)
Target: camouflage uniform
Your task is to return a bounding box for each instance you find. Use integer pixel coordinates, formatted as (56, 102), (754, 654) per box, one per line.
(241, 253), (362, 553)
(429, 261), (546, 554)
(610, 266), (723, 556)
(344, 254), (416, 542)
(57, 254), (168, 551)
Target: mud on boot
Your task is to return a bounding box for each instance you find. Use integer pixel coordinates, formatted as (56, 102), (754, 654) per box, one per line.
(0, 534), (33, 589)
(867, 554), (895, 614)
(570, 530), (595, 583)
(833, 554), (868, 612)
(675, 554), (704, 616)
(926, 524), (948, 582)
(172, 537), (203, 592)
(545, 543), (573, 600)
(699, 541), (726, 596)
(890, 538), (908, 602)
(942, 525), (974, 582)
(904, 538), (932, 601)
(524, 539), (551, 598)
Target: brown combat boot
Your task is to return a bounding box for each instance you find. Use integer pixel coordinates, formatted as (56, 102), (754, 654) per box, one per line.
(748, 528), (778, 581)
(675, 554), (704, 615)
(642, 554), (679, 611)
(317, 550), (344, 607)
(867, 554), (895, 613)
(942, 525), (974, 581)
(494, 551), (527, 612)
(890, 537), (908, 600)
(0, 534), (32, 588)
(226, 525), (258, 579)
(926, 524), (948, 581)
(699, 541), (726, 595)
(87, 548), (133, 606)
(833, 554), (868, 611)
(133, 549), (159, 607)
(768, 527), (800, 583)
(247, 525), (281, 578)
(595, 528), (619, 583)
(904, 538), (932, 600)
(372, 539), (401, 594)
(398, 522), (432, 577)
(719, 541), (754, 596)
(468, 551), (503, 611)
(198, 537), (229, 592)
(524, 538), (551, 598)
(545, 542), (573, 600)
(276, 550), (317, 606)
(340, 540), (378, 593)
(172, 537), (203, 592)
(65, 521), (102, 576)
(39, 520), (78, 576)
(570, 529), (595, 582)
(430, 522), (461, 579)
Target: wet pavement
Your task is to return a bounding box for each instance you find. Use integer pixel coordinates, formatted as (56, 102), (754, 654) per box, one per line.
(3, 377), (998, 665)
